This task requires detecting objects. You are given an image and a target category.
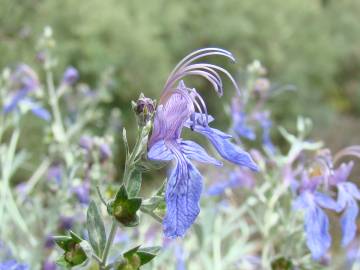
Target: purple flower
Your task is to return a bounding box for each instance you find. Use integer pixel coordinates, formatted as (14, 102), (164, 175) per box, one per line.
(147, 48), (258, 238)
(3, 65), (51, 121)
(42, 261), (56, 270)
(47, 164), (63, 185)
(44, 235), (55, 249)
(73, 182), (90, 204)
(293, 173), (339, 260)
(99, 143), (112, 162)
(255, 111), (275, 153)
(231, 98), (256, 140)
(62, 66), (79, 85)
(79, 136), (94, 151)
(0, 260), (29, 270)
(3, 65), (37, 111)
(330, 162), (360, 246)
(207, 168), (255, 196)
(59, 216), (74, 231)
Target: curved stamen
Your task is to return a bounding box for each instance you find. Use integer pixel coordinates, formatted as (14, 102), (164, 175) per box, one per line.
(166, 48), (234, 84)
(199, 63), (240, 95)
(334, 145), (360, 164)
(163, 70), (222, 99)
(178, 64), (224, 95)
(189, 88), (209, 126)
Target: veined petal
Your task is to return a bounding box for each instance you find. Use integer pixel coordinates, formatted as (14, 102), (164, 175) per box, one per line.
(163, 158), (202, 238)
(340, 199), (358, 246)
(190, 125), (258, 171)
(304, 205), (331, 260)
(180, 140), (222, 166)
(148, 140), (174, 161)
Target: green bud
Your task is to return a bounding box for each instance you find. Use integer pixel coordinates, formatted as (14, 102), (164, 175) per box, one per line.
(107, 185), (142, 227)
(54, 231), (88, 267)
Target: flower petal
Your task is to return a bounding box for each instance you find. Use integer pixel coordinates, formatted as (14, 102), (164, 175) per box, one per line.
(30, 106), (51, 121)
(340, 199), (358, 246)
(304, 205), (331, 260)
(314, 192), (340, 212)
(343, 182), (360, 200)
(180, 140), (222, 166)
(191, 125), (258, 171)
(148, 140), (174, 161)
(163, 158), (202, 238)
(3, 88), (28, 113)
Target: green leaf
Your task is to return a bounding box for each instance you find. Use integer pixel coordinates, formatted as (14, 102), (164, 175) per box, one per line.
(86, 201), (106, 256)
(53, 235), (72, 250)
(109, 184), (142, 227)
(56, 255), (72, 268)
(138, 246), (161, 265)
(127, 169), (142, 198)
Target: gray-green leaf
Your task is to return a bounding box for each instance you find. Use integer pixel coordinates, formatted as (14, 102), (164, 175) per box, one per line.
(127, 169), (142, 198)
(87, 201), (106, 257)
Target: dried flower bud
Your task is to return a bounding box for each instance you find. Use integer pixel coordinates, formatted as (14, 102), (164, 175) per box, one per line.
(132, 93), (156, 126)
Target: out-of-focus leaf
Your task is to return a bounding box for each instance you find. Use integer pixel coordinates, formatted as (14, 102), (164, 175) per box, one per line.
(86, 201), (106, 256)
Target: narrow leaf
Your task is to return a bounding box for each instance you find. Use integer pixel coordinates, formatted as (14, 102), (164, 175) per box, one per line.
(87, 201), (106, 256)
(127, 169), (142, 197)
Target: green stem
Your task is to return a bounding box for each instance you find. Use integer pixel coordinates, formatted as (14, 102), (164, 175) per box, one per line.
(140, 207), (163, 223)
(101, 219), (118, 268)
(46, 69), (66, 143)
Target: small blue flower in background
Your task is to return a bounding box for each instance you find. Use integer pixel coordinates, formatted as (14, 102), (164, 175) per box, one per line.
(330, 161), (360, 246)
(3, 64), (50, 121)
(42, 260), (56, 270)
(62, 66), (79, 85)
(207, 168), (255, 196)
(293, 172), (339, 260)
(47, 164), (63, 185)
(231, 98), (256, 140)
(58, 216), (74, 231)
(72, 181), (90, 204)
(147, 48), (258, 238)
(255, 111), (275, 154)
(0, 260), (29, 270)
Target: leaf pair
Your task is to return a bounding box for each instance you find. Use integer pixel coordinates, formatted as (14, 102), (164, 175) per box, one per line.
(107, 185), (142, 227)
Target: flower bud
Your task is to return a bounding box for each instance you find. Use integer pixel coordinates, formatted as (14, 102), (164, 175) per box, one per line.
(62, 66), (79, 85)
(132, 93), (156, 126)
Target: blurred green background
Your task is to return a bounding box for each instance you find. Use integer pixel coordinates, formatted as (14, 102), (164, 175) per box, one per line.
(1, 0), (360, 151)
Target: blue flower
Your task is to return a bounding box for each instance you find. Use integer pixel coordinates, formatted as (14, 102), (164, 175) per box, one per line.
(207, 168), (255, 196)
(62, 66), (79, 85)
(231, 97), (256, 140)
(255, 111), (275, 153)
(3, 64), (50, 121)
(331, 162), (360, 246)
(148, 48), (258, 238)
(0, 260), (29, 270)
(293, 173), (339, 260)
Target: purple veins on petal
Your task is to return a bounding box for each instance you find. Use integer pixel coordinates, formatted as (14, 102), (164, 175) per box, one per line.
(180, 140), (222, 166)
(189, 124), (258, 172)
(163, 158), (202, 238)
(148, 140), (174, 161)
